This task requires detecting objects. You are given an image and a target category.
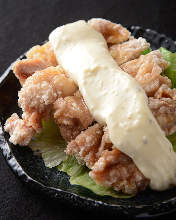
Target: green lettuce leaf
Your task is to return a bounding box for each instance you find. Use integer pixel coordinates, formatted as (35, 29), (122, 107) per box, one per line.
(160, 47), (176, 88)
(141, 47), (152, 55)
(159, 47), (176, 148)
(29, 120), (132, 198)
(58, 156), (133, 198)
(167, 132), (176, 152)
(29, 119), (67, 168)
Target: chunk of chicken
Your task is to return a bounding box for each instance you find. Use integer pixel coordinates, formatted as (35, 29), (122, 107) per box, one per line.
(90, 148), (149, 194)
(88, 18), (130, 44)
(26, 42), (57, 66)
(110, 37), (150, 65)
(4, 113), (35, 146)
(149, 97), (176, 135)
(66, 124), (103, 168)
(12, 59), (49, 85)
(5, 66), (78, 146)
(12, 42), (58, 85)
(66, 124), (149, 194)
(18, 66), (77, 113)
(53, 93), (94, 141)
(121, 50), (169, 96)
(154, 84), (176, 99)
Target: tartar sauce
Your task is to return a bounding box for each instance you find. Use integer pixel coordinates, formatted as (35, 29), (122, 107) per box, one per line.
(49, 20), (176, 190)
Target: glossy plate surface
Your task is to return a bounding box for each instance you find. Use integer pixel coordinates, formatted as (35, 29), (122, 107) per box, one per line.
(1, 26), (176, 218)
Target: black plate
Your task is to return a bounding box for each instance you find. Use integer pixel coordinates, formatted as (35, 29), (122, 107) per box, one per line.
(1, 26), (176, 218)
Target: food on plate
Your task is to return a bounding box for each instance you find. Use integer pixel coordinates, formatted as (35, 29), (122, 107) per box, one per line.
(4, 18), (176, 197)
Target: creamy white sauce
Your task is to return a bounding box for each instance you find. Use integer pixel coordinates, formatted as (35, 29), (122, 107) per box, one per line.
(49, 20), (176, 190)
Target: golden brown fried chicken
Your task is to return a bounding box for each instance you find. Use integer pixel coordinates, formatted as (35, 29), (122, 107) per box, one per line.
(18, 66), (77, 114)
(12, 59), (49, 85)
(4, 113), (35, 146)
(154, 84), (176, 99)
(110, 37), (150, 65)
(53, 92), (94, 142)
(5, 66), (77, 145)
(66, 124), (103, 168)
(92, 129), (149, 194)
(121, 50), (169, 96)
(88, 18), (130, 44)
(13, 42), (58, 85)
(66, 124), (149, 194)
(26, 42), (57, 66)
(90, 148), (149, 194)
(149, 97), (176, 135)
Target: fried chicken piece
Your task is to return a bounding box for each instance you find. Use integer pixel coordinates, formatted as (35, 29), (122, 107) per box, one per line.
(53, 93), (94, 142)
(109, 37), (150, 65)
(90, 148), (149, 195)
(96, 126), (112, 157)
(18, 66), (77, 113)
(149, 97), (176, 135)
(5, 66), (78, 146)
(22, 111), (50, 133)
(121, 50), (169, 96)
(154, 84), (176, 99)
(88, 18), (130, 44)
(66, 124), (103, 168)
(4, 113), (35, 146)
(26, 42), (57, 66)
(12, 42), (58, 85)
(12, 59), (49, 85)
(66, 125), (149, 194)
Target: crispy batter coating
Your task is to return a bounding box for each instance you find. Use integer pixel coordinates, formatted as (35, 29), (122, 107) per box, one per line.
(26, 42), (58, 66)
(6, 66), (77, 146)
(53, 93), (94, 141)
(12, 59), (49, 85)
(66, 125), (149, 194)
(66, 124), (103, 168)
(88, 18), (130, 44)
(109, 37), (150, 65)
(13, 42), (58, 85)
(18, 66), (77, 113)
(90, 148), (149, 194)
(22, 111), (49, 133)
(154, 84), (176, 99)
(4, 113), (35, 146)
(121, 50), (169, 96)
(149, 97), (176, 135)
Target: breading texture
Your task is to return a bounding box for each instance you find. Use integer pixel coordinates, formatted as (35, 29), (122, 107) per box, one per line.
(12, 59), (49, 85)
(109, 37), (150, 65)
(66, 125), (149, 194)
(66, 124), (103, 168)
(88, 18), (130, 44)
(18, 66), (77, 113)
(149, 97), (176, 135)
(121, 50), (170, 96)
(4, 113), (35, 146)
(26, 42), (58, 66)
(90, 148), (149, 194)
(6, 66), (77, 145)
(12, 42), (58, 85)
(53, 92), (94, 141)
